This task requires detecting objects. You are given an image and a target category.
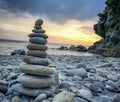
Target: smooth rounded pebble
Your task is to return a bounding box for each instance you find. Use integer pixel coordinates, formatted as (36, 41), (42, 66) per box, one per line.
(23, 56), (49, 65)
(29, 33), (48, 39)
(27, 50), (47, 58)
(29, 37), (47, 44)
(20, 64), (54, 76)
(78, 89), (93, 99)
(27, 43), (48, 50)
(34, 25), (42, 30)
(35, 19), (43, 26)
(34, 94), (47, 102)
(74, 97), (88, 102)
(107, 75), (118, 82)
(11, 96), (21, 102)
(32, 29), (45, 33)
(0, 85), (8, 94)
(11, 83), (57, 97)
(20, 74), (54, 88)
(53, 91), (75, 102)
(64, 68), (87, 78)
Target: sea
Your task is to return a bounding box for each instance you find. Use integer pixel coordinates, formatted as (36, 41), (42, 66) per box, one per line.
(0, 40), (94, 56)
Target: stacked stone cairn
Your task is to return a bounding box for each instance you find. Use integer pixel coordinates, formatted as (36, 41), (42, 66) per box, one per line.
(11, 19), (58, 97)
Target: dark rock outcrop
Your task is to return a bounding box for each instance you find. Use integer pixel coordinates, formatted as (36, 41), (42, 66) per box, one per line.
(88, 0), (120, 57)
(59, 45), (87, 52)
(69, 45), (87, 52)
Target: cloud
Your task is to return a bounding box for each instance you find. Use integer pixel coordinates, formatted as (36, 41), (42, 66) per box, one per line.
(77, 26), (94, 35)
(0, 28), (28, 40)
(0, 0), (105, 23)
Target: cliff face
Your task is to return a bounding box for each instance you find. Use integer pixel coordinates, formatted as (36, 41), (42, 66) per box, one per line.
(88, 0), (120, 57)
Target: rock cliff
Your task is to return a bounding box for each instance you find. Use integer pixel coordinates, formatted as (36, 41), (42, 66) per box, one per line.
(88, 0), (120, 57)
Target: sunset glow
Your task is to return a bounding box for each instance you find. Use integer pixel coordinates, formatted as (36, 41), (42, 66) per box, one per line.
(0, 0), (105, 46)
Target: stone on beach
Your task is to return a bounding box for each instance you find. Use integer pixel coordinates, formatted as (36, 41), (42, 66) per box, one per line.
(11, 84), (57, 97)
(20, 64), (54, 76)
(34, 25), (42, 30)
(0, 92), (5, 101)
(53, 91), (75, 102)
(35, 19), (43, 25)
(27, 50), (47, 58)
(27, 43), (48, 50)
(29, 37), (47, 44)
(105, 82), (120, 93)
(34, 94), (47, 102)
(23, 56), (49, 65)
(63, 68), (87, 78)
(74, 97), (88, 102)
(11, 96), (21, 102)
(87, 82), (104, 93)
(0, 80), (8, 86)
(107, 74), (118, 82)
(29, 33), (48, 39)
(78, 88), (93, 99)
(32, 29), (45, 33)
(0, 85), (8, 94)
(20, 74), (54, 88)
(93, 96), (114, 102)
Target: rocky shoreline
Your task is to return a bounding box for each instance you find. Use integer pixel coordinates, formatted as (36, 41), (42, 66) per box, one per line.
(88, 0), (120, 57)
(58, 45), (88, 52)
(0, 54), (120, 102)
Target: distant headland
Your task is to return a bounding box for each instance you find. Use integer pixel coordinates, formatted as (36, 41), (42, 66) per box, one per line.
(0, 39), (28, 43)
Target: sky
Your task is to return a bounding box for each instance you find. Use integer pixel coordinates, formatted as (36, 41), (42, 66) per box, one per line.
(0, 0), (106, 46)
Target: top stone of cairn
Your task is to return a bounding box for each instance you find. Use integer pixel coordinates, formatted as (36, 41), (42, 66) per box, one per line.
(35, 19), (43, 26)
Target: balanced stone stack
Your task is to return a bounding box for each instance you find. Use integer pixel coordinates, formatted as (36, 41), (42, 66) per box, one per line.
(11, 19), (57, 97)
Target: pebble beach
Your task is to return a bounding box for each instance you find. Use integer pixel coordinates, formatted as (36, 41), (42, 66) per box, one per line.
(0, 53), (120, 102)
(0, 0), (120, 101)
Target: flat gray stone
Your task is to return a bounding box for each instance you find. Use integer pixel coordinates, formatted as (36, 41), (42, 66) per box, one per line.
(20, 74), (54, 88)
(29, 37), (47, 44)
(11, 83), (57, 97)
(34, 25), (42, 30)
(32, 29), (45, 33)
(27, 43), (48, 51)
(20, 64), (54, 76)
(23, 56), (49, 65)
(27, 50), (47, 58)
(29, 33), (48, 39)
(63, 68), (87, 78)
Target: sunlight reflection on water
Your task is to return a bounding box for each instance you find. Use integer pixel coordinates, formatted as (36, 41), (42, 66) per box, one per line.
(0, 41), (94, 56)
